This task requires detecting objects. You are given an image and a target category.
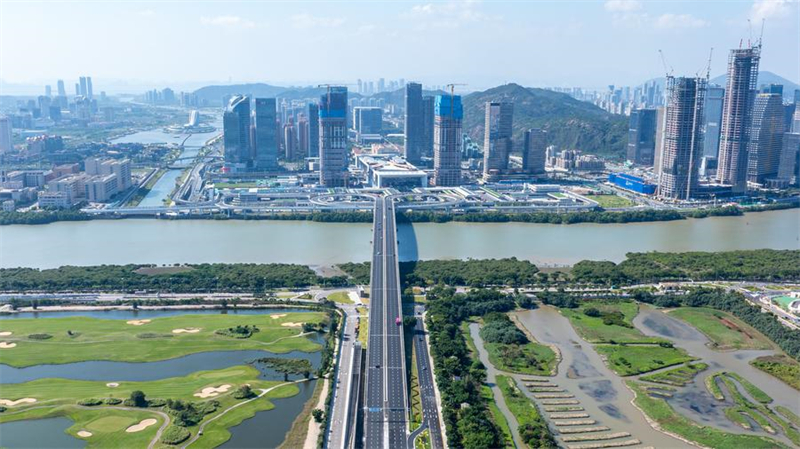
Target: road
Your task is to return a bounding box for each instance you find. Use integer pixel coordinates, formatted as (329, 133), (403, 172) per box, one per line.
(363, 196), (409, 449)
(409, 305), (444, 449)
(326, 302), (360, 449)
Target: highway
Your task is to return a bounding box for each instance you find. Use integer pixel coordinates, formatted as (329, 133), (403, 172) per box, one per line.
(409, 305), (444, 449)
(326, 302), (360, 449)
(363, 196), (409, 449)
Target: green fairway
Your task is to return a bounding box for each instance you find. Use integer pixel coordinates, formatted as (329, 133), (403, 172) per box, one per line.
(326, 291), (353, 304)
(585, 194), (635, 208)
(596, 344), (695, 376)
(627, 381), (788, 449)
(0, 312), (326, 367)
(668, 307), (773, 351)
(561, 300), (664, 343)
(0, 366), (302, 449)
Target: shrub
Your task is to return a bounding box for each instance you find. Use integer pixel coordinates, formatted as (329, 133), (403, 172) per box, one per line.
(160, 425), (191, 445)
(103, 398), (122, 405)
(147, 398), (167, 407)
(128, 390), (148, 407)
(584, 307), (601, 317)
(77, 398), (103, 406)
(312, 408), (324, 423)
(27, 333), (53, 340)
(233, 385), (255, 400)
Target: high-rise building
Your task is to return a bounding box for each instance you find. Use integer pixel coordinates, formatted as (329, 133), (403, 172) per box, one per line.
(253, 98), (278, 169)
(283, 119), (298, 161)
(657, 76), (706, 200)
(777, 132), (800, 185)
(653, 106), (666, 178)
(223, 95), (252, 168)
(86, 77), (93, 100)
(703, 86), (725, 158)
(0, 116), (12, 153)
(482, 102), (514, 181)
(522, 128), (546, 174)
(319, 87), (348, 187)
(747, 88), (785, 184)
(298, 116), (309, 157)
(422, 96), (435, 159)
(717, 45), (760, 193)
(45, 85), (52, 97)
(308, 103), (320, 158)
(353, 107), (382, 137)
(627, 108), (657, 165)
(433, 95), (463, 186)
(404, 83), (424, 164)
(75, 83), (80, 97)
(57, 80), (66, 97)
(79, 77), (88, 97)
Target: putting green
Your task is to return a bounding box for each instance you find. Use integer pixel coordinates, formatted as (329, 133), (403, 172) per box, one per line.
(0, 312), (326, 367)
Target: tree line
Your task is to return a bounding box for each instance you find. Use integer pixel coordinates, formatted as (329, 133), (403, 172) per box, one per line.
(339, 258), (539, 287)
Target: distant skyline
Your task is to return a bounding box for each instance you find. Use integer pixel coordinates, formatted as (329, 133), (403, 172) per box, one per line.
(1, 0), (798, 95)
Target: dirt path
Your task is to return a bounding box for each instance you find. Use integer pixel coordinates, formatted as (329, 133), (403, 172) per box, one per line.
(302, 378), (328, 449)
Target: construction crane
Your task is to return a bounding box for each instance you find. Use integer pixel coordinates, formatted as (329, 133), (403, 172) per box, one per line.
(705, 47), (713, 80)
(445, 83), (467, 117)
(658, 50), (673, 77)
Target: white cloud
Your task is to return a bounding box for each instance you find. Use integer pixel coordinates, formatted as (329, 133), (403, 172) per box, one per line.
(406, 0), (498, 28)
(200, 15), (255, 28)
(291, 14), (345, 29)
(655, 13), (708, 29)
(750, 0), (794, 21)
(604, 0), (642, 12)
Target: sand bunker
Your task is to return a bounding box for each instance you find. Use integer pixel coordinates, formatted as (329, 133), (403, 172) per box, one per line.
(193, 384), (232, 398)
(0, 398), (37, 406)
(126, 319), (152, 326)
(281, 322), (303, 327)
(0, 331), (12, 336)
(172, 328), (201, 334)
(125, 418), (158, 433)
(0, 342), (17, 349)
(270, 314), (288, 319)
(106, 382), (120, 388)
(77, 431), (93, 438)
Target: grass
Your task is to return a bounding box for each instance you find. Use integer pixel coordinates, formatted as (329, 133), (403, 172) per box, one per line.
(718, 374), (800, 445)
(277, 379), (324, 449)
(481, 385), (515, 449)
(668, 307), (773, 351)
(639, 362), (708, 386)
(0, 366), (302, 449)
(627, 380), (788, 449)
(595, 344), (695, 376)
(409, 347), (423, 431)
(484, 342), (557, 376)
(461, 321), (478, 356)
(776, 406), (800, 427)
(724, 407), (754, 430)
(496, 375), (555, 449)
(705, 372), (725, 400)
(585, 194), (635, 208)
(0, 312), (326, 367)
(723, 372), (772, 404)
(326, 291), (353, 304)
(561, 300), (663, 344)
(751, 355), (800, 391)
(357, 310), (369, 348)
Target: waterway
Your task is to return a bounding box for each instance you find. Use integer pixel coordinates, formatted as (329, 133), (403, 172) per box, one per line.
(0, 208), (797, 268)
(0, 309), (323, 449)
(111, 120), (221, 208)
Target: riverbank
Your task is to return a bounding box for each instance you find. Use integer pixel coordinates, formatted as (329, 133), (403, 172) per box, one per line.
(1, 201), (796, 226)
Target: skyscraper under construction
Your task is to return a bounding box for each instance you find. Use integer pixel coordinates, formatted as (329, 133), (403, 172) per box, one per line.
(433, 95), (463, 186)
(717, 45), (760, 193)
(319, 87), (349, 187)
(482, 102), (513, 181)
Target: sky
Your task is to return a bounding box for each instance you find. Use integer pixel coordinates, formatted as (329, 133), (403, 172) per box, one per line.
(1, 0), (798, 94)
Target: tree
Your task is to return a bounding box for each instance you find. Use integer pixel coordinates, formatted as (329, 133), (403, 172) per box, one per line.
(312, 408), (324, 423)
(129, 390), (147, 407)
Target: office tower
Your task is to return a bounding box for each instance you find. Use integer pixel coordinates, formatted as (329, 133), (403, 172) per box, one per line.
(86, 77), (93, 99)
(522, 128), (546, 174)
(793, 103), (800, 133)
(378, 78), (385, 93)
(79, 77), (88, 97)
(657, 76), (706, 200)
(626, 108), (657, 165)
(422, 96), (435, 159)
(57, 80), (66, 97)
(717, 45), (760, 193)
(0, 116), (12, 153)
(45, 85), (52, 97)
(404, 83), (424, 164)
(357, 79), (363, 95)
(75, 83), (80, 96)
(703, 86), (725, 157)
(353, 107), (382, 137)
(38, 96), (52, 119)
(747, 88), (785, 184)
(298, 116), (309, 157)
(223, 95), (252, 167)
(432, 95), (463, 186)
(319, 87), (348, 187)
(654, 106), (666, 177)
(482, 102), (514, 181)
(283, 119), (298, 160)
(307, 103), (320, 158)
(777, 132), (800, 185)
(253, 98), (278, 169)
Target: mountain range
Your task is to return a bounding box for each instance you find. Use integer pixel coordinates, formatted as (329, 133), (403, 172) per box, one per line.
(643, 71), (798, 101)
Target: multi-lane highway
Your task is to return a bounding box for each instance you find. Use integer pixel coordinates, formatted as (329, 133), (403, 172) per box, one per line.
(409, 305), (444, 449)
(363, 196), (409, 449)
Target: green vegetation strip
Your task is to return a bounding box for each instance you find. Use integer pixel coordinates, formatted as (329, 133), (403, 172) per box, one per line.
(496, 375), (556, 449)
(326, 291), (353, 304)
(639, 363), (708, 386)
(627, 380), (787, 449)
(723, 372), (772, 404)
(480, 313), (556, 376)
(0, 313), (325, 367)
(481, 386), (515, 449)
(595, 344), (695, 376)
(668, 308), (773, 351)
(750, 355), (800, 391)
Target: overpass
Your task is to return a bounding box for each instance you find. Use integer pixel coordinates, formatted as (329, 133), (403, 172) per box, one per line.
(364, 196), (409, 449)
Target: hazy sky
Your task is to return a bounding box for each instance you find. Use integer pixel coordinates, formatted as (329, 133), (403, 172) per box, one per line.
(1, 0), (798, 93)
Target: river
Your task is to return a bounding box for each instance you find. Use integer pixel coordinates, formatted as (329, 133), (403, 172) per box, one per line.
(0, 208), (797, 268)
(110, 120), (221, 207)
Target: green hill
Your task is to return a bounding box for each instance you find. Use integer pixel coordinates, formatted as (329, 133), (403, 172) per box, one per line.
(462, 83), (628, 159)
